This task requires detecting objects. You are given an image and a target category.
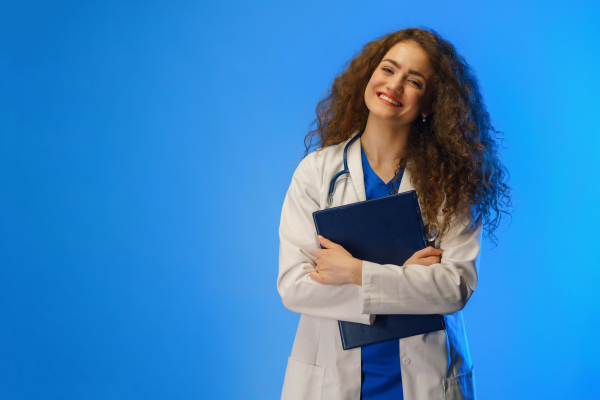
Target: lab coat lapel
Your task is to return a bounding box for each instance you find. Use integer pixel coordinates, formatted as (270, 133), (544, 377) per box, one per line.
(398, 166), (415, 194)
(397, 166), (428, 224)
(346, 133), (367, 202)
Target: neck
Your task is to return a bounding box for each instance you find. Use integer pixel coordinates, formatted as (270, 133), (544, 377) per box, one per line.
(361, 116), (410, 168)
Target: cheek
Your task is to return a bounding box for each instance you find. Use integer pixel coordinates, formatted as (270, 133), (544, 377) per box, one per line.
(367, 71), (385, 88)
(365, 77), (376, 94)
(407, 90), (427, 107)
(364, 78), (377, 108)
(365, 72), (384, 92)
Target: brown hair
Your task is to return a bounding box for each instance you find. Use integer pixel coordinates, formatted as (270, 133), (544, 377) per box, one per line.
(304, 28), (511, 242)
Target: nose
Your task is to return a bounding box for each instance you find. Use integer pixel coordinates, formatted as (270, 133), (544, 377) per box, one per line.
(386, 77), (404, 96)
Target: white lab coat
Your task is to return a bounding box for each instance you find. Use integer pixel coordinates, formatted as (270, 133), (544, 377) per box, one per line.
(278, 132), (482, 400)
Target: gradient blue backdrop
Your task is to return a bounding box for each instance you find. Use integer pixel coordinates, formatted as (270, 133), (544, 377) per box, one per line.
(2, 1), (599, 399)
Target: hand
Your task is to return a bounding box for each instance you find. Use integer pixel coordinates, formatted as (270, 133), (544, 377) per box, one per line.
(404, 246), (443, 267)
(310, 236), (362, 286)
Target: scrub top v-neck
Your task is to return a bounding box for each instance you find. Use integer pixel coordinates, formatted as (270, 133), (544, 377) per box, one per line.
(360, 144), (405, 400)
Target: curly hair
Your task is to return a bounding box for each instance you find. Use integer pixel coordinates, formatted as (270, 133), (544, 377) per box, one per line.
(304, 28), (511, 243)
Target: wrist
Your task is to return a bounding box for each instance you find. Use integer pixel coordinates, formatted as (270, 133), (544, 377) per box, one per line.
(353, 258), (363, 286)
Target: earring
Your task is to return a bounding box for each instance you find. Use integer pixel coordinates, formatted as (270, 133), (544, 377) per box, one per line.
(422, 115), (427, 123)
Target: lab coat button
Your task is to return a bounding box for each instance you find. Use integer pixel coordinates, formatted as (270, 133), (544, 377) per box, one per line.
(389, 190), (395, 195)
(402, 357), (411, 365)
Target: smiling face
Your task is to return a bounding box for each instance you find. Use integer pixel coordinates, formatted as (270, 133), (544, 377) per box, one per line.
(364, 40), (435, 130)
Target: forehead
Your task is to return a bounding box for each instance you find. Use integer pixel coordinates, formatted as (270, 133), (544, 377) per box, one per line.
(381, 40), (434, 78)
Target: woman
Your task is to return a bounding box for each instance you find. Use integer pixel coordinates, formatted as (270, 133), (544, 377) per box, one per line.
(277, 28), (510, 400)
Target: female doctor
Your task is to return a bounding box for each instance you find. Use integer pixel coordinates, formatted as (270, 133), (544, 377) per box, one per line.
(277, 28), (510, 400)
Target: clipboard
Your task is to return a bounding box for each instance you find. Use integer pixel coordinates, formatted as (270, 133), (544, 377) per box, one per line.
(312, 190), (445, 350)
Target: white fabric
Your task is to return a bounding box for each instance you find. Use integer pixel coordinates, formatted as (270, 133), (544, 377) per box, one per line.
(278, 132), (481, 400)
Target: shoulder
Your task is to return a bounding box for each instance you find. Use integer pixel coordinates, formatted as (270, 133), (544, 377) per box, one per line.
(307, 134), (358, 170)
(292, 151), (320, 183)
(293, 140), (347, 180)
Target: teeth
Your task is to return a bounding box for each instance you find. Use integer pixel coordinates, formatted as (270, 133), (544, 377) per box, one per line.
(378, 94), (401, 106)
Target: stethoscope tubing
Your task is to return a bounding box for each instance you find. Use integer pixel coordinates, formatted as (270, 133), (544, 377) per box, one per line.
(327, 131), (363, 207)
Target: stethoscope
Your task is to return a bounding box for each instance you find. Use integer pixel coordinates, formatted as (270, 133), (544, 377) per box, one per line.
(327, 131), (363, 207)
(326, 130), (439, 243)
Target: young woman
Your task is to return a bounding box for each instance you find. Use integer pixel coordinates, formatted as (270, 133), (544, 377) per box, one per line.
(277, 28), (510, 400)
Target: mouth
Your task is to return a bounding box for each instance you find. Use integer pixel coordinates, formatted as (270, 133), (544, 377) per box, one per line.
(377, 92), (403, 107)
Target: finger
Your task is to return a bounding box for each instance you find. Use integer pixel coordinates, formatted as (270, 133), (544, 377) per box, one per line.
(423, 246), (442, 255)
(412, 256), (441, 267)
(310, 270), (329, 284)
(416, 246), (443, 257)
(317, 235), (339, 249)
(310, 270), (321, 282)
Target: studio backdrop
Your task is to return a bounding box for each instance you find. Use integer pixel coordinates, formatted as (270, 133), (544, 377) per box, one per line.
(1, 1), (599, 399)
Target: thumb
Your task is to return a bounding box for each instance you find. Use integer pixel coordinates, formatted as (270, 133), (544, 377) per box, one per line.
(417, 246), (443, 257)
(317, 235), (338, 249)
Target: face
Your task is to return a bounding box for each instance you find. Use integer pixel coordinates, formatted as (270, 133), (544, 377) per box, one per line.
(364, 40), (435, 129)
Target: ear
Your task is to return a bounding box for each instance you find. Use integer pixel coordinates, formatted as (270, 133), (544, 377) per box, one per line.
(422, 103), (434, 118)
(422, 88), (434, 118)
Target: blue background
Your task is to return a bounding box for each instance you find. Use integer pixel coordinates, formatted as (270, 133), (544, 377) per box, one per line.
(2, 1), (600, 399)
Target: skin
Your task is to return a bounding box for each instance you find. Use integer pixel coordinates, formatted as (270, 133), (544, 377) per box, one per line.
(362, 40), (435, 181)
(310, 41), (443, 287)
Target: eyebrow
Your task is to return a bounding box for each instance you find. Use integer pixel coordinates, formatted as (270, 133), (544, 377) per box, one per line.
(381, 58), (428, 83)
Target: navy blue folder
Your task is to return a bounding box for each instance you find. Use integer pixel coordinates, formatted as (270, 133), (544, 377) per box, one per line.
(312, 190), (445, 350)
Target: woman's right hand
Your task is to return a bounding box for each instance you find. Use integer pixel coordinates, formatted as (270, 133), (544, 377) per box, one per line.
(403, 246), (443, 267)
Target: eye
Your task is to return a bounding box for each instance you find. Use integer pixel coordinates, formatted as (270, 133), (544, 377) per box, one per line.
(382, 67), (393, 74)
(408, 78), (423, 89)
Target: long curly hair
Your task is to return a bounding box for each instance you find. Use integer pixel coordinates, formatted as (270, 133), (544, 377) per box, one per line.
(304, 28), (511, 243)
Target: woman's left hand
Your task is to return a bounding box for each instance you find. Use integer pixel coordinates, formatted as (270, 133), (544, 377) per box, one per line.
(310, 235), (363, 286)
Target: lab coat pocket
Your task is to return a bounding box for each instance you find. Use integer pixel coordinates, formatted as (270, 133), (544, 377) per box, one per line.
(443, 368), (475, 400)
(281, 356), (325, 400)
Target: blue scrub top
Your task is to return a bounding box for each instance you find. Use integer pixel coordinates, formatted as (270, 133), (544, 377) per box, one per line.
(360, 144), (405, 400)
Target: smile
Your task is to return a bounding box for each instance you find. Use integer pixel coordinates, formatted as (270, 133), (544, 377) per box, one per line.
(377, 92), (402, 107)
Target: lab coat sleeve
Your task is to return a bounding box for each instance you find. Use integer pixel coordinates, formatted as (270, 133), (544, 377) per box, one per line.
(277, 153), (374, 325)
(362, 210), (482, 315)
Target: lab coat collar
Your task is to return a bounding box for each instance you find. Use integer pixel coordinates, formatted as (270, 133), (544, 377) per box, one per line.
(398, 164), (415, 194)
(346, 131), (366, 202)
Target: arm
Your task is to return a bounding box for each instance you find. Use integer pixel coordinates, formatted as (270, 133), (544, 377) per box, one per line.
(277, 153), (373, 325)
(362, 210), (482, 315)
